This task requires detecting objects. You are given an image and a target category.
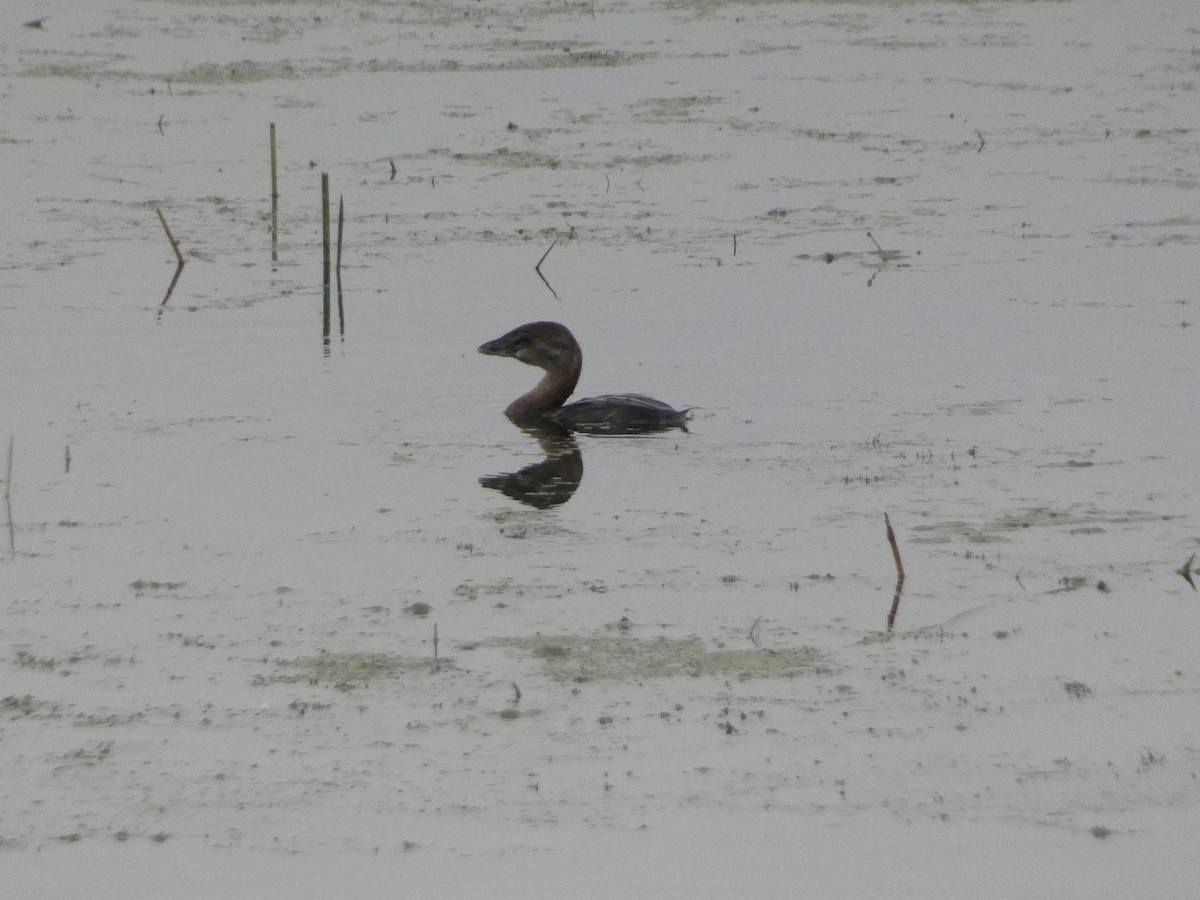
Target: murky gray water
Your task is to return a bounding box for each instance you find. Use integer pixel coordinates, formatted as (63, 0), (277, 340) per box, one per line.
(2, 1), (1198, 894)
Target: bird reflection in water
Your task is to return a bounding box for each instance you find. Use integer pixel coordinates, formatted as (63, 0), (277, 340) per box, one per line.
(478, 423), (583, 509)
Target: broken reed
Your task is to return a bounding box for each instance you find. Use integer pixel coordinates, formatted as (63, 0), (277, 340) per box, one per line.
(535, 233), (561, 300)
(155, 208), (185, 307)
(156, 208), (184, 266)
(269, 122), (278, 263)
(885, 513), (905, 631)
(885, 513), (905, 585)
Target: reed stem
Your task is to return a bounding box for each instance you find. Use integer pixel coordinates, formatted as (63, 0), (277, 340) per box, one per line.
(336, 194), (345, 335)
(321, 172), (331, 345)
(270, 122), (279, 263)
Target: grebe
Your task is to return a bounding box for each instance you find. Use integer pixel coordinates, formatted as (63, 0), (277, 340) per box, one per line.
(478, 321), (689, 435)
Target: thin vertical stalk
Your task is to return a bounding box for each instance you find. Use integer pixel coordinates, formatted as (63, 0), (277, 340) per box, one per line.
(336, 194), (345, 336)
(269, 122), (279, 263)
(321, 172), (331, 346)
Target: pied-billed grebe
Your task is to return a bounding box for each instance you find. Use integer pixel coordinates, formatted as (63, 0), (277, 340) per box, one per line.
(478, 321), (689, 435)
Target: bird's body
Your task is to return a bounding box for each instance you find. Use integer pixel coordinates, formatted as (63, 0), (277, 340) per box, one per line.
(478, 321), (689, 435)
